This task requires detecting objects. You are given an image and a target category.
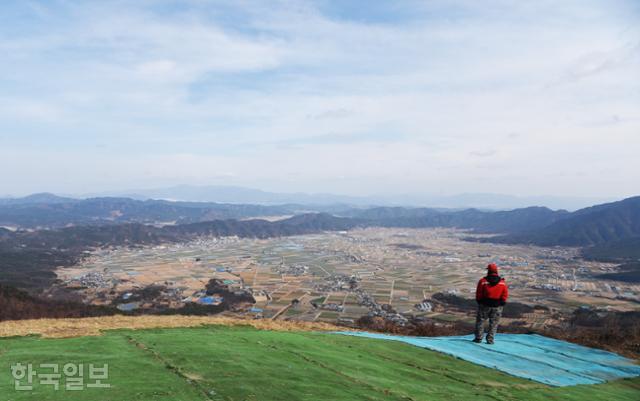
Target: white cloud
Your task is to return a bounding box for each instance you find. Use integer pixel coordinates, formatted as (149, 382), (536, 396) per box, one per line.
(0, 0), (638, 198)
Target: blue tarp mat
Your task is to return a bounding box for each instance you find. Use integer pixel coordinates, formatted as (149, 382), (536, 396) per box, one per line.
(197, 296), (223, 305)
(334, 332), (640, 386)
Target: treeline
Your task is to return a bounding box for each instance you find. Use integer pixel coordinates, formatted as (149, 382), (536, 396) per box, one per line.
(0, 284), (116, 321)
(544, 309), (640, 358)
(0, 249), (78, 289)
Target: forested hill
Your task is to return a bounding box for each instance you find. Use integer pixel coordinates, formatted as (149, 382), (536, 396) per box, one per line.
(0, 213), (361, 251)
(490, 197), (640, 247)
(0, 196), (315, 228)
(350, 206), (570, 234)
(581, 237), (640, 262)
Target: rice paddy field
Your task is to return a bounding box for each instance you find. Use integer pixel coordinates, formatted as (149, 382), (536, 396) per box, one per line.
(0, 321), (639, 401)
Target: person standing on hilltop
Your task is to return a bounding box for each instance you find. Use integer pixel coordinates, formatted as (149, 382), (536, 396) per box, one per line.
(473, 263), (509, 344)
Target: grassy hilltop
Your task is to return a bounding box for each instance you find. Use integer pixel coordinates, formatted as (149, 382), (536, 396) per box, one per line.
(0, 324), (639, 401)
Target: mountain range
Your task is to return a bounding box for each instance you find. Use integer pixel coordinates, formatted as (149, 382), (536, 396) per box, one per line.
(73, 185), (611, 211)
(1, 194), (638, 254)
(0, 194), (354, 229)
(490, 197), (640, 248)
(347, 206), (571, 234)
(1, 194), (639, 290)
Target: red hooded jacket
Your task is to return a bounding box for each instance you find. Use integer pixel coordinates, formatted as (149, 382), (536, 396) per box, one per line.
(476, 274), (508, 307)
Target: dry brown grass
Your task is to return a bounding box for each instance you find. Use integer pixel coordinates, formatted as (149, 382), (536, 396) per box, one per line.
(0, 315), (346, 339)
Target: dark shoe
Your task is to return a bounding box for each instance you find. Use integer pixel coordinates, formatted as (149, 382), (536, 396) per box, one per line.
(486, 339), (494, 345)
(472, 338), (482, 343)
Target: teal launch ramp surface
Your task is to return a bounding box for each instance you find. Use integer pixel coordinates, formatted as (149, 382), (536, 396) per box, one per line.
(335, 332), (640, 386)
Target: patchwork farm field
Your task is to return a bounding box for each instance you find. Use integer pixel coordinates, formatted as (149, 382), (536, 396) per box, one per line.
(54, 228), (640, 326)
(1, 324), (639, 401)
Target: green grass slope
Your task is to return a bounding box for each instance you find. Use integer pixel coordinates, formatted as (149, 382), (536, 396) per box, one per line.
(0, 325), (638, 401)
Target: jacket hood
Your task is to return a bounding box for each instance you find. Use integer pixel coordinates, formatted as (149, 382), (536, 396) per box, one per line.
(486, 275), (502, 285)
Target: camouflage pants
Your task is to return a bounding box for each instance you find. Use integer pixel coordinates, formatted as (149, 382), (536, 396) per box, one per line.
(474, 305), (503, 342)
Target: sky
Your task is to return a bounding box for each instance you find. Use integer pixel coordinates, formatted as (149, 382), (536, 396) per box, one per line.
(1, 0), (639, 198)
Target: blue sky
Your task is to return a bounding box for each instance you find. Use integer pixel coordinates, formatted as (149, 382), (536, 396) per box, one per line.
(1, 0), (639, 197)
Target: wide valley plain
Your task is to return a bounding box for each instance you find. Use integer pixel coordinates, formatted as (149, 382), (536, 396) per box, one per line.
(55, 228), (640, 327)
